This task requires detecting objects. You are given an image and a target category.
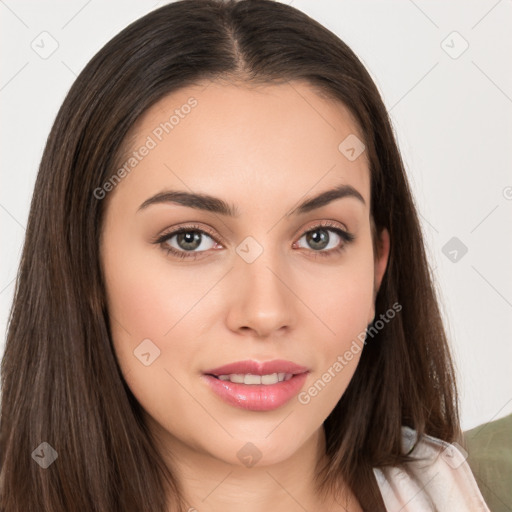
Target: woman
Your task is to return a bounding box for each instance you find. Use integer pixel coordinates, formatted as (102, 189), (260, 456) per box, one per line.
(0, 0), (490, 510)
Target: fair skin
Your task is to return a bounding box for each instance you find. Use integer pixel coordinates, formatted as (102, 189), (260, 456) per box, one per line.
(100, 80), (390, 511)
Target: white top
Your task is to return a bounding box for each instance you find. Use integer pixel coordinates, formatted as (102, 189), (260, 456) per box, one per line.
(374, 427), (490, 511)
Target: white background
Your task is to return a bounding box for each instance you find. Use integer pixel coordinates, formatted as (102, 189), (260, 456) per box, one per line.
(1, 0), (511, 430)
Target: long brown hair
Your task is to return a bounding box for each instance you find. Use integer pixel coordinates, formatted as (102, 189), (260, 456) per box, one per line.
(0, 1), (460, 510)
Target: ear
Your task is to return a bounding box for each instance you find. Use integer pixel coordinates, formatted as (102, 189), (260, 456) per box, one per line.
(368, 227), (390, 323)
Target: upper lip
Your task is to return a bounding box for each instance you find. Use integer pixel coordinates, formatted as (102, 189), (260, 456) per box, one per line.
(204, 359), (309, 377)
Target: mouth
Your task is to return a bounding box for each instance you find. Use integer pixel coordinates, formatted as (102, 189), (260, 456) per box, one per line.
(201, 359), (310, 411)
(205, 372), (296, 384)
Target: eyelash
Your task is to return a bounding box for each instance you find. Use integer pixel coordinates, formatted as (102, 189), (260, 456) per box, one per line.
(153, 221), (355, 260)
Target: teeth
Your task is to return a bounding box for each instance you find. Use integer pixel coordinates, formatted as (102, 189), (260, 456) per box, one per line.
(245, 374), (262, 385)
(216, 373), (294, 384)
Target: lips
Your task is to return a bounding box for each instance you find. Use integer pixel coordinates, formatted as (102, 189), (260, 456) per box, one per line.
(201, 359), (310, 411)
(203, 359), (309, 377)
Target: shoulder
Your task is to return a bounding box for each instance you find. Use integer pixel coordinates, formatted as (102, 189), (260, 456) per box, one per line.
(373, 426), (490, 511)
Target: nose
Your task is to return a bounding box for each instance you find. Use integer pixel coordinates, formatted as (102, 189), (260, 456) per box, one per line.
(225, 246), (296, 338)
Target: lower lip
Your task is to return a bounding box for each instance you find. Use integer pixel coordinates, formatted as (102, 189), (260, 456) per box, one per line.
(202, 372), (309, 411)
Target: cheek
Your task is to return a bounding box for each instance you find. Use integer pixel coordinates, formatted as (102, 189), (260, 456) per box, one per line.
(297, 281), (372, 420)
(319, 275), (373, 330)
(299, 248), (375, 406)
(101, 227), (221, 374)
(308, 248), (375, 341)
(101, 246), (220, 438)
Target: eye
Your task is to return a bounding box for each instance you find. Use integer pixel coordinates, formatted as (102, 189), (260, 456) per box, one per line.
(154, 224), (221, 260)
(294, 222), (355, 257)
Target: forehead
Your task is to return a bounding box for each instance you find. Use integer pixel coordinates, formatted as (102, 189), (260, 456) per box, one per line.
(112, 80), (370, 210)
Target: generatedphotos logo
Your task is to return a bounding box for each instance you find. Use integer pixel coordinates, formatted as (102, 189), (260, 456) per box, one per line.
(298, 301), (402, 405)
(93, 97), (198, 200)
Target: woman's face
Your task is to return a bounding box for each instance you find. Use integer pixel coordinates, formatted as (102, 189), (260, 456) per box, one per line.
(100, 80), (389, 468)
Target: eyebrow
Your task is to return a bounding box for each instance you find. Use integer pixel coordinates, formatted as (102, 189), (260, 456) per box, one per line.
(137, 184), (365, 217)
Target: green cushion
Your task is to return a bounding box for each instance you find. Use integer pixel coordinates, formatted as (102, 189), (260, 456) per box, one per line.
(464, 413), (512, 512)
